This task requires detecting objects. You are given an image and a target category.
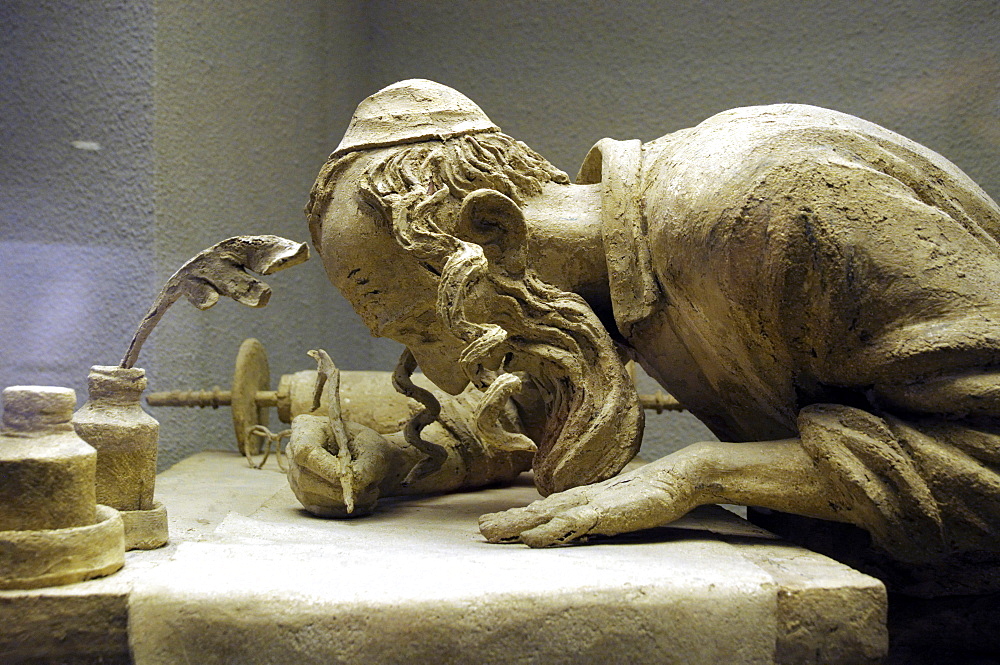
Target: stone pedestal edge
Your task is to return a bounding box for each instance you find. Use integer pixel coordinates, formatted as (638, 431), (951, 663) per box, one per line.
(0, 505), (125, 590)
(121, 501), (169, 550)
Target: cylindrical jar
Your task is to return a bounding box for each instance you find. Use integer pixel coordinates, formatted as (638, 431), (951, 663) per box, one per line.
(73, 366), (159, 512)
(0, 386), (97, 530)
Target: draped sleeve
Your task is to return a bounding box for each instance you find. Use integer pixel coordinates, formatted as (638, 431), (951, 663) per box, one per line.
(620, 104), (1000, 562)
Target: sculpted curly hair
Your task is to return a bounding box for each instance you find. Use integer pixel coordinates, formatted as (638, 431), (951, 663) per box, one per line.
(305, 132), (641, 494)
(306, 132), (568, 264)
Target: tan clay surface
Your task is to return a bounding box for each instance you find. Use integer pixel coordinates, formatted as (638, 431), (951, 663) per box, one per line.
(74, 366), (159, 512)
(0, 386), (125, 590)
(120, 234), (309, 369)
(0, 505), (125, 590)
(119, 501), (168, 551)
(293, 79), (1000, 574)
(74, 366), (169, 551)
(0, 451), (887, 664)
(0, 387), (97, 531)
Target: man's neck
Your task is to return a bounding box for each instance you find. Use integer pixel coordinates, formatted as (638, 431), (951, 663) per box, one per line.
(522, 182), (612, 315)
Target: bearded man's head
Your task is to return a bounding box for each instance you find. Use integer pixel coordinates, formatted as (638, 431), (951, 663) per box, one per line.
(306, 79), (642, 495)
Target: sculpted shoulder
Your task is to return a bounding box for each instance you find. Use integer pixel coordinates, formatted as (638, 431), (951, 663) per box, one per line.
(643, 104), (892, 193)
(638, 102), (997, 248)
(641, 102), (986, 194)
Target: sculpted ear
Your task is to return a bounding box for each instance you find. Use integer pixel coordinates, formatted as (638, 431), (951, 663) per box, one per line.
(457, 189), (526, 276)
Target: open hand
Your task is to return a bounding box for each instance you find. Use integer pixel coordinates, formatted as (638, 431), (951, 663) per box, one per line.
(478, 457), (698, 547)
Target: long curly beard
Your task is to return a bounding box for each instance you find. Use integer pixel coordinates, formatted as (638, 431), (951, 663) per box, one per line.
(438, 242), (643, 496)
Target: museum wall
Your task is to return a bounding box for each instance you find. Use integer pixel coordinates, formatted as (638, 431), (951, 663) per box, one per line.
(1, 3), (158, 430)
(2, 0), (998, 469)
(149, 0), (395, 467)
(0, 0), (391, 469)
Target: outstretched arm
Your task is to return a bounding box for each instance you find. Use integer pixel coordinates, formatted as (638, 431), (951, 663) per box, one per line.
(479, 438), (855, 547)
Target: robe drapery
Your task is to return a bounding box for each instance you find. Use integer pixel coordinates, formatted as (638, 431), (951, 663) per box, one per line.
(580, 104), (1000, 563)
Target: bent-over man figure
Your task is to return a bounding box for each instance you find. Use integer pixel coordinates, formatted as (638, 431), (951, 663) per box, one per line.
(289, 79), (1000, 568)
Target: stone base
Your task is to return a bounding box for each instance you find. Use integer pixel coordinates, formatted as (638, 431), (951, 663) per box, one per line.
(0, 505), (125, 590)
(747, 508), (1000, 597)
(0, 453), (889, 664)
(121, 501), (168, 551)
(131, 453), (886, 665)
(748, 509), (1000, 663)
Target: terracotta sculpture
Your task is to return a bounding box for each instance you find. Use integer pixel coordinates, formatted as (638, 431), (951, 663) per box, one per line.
(74, 365), (167, 550)
(0, 386), (125, 589)
(288, 349), (531, 517)
(74, 235), (309, 550)
(290, 79), (1000, 569)
(120, 234), (310, 370)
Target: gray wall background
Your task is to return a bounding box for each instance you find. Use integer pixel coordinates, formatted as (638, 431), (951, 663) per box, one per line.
(2, 0), (998, 468)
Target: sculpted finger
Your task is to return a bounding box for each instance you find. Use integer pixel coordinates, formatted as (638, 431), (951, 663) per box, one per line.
(288, 415), (334, 462)
(344, 430), (390, 510)
(479, 506), (554, 543)
(519, 504), (602, 548)
(304, 446), (345, 486)
(483, 471), (698, 546)
(479, 493), (588, 543)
